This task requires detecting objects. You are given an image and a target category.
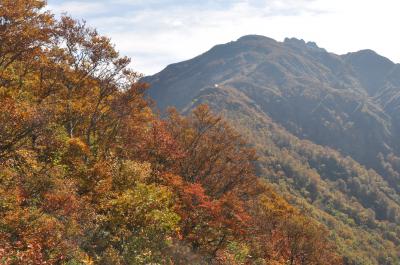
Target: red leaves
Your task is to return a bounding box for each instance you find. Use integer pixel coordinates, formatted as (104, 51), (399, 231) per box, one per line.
(135, 120), (186, 173)
(0, 236), (47, 265)
(165, 105), (259, 198)
(0, 207), (78, 265)
(161, 172), (250, 255)
(43, 191), (79, 217)
(0, 1), (343, 264)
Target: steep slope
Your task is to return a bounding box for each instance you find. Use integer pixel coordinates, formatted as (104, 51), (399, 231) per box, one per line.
(144, 35), (400, 264)
(146, 35), (398, 169)
(343, 49), (395, 95)
(1, 3), (344, 264)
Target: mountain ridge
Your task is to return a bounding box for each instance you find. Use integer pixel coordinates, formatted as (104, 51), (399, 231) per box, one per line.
(144, 35), (400, 264)
(144, 35), (400, 167)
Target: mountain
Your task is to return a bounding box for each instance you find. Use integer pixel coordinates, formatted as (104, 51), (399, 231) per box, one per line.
(0, 3), (346, 264)
(144, 35), (400, 264)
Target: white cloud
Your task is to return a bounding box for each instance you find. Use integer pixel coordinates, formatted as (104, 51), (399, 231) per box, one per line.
(47, 1), (107, 16)
(47, 0), (400, 75)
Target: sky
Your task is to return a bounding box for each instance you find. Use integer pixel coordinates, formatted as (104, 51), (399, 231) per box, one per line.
(47, 0), (400, 75)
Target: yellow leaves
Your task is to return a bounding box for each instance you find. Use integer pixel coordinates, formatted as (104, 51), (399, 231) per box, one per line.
(106, 182), (179, 229)
(259, 191), (295, 218)
(67, 137), (90, 157)
(116, 160), (152, 187)
(97, 247), (122, 265)
(14, 148), (37, 166)
(225, 241), (250, 265)
(88, 160), (153, 197)
(0, 1), (345, 264)
(96, 182), (180, 263)
(0, 186), (19, 213)
(82, 255), (95, 265)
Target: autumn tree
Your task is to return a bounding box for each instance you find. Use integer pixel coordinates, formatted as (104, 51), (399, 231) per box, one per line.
(0, 1), (343, 264)
(164, 105), (259, 198)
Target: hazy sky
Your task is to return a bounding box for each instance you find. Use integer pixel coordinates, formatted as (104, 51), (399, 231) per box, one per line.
(47, 0), (400, 75)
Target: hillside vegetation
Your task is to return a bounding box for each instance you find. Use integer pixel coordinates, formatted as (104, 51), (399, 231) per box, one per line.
(146, 35), (400, 264)
(0, 1), (341, 264)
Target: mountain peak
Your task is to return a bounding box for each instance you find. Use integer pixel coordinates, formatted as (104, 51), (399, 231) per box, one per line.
(237, 34), (277, 43)
(344, 49), (395, 94)
(283, 37), (325, 52)
(345, 49), (394, 65)
(284, 37), (306, 45)
(145, 36), (400, 264)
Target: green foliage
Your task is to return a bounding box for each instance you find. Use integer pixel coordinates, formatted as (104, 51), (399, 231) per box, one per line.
(0, 1), (343, 264)
(103, 182), (180, 264)
(144, 33), (400, 264)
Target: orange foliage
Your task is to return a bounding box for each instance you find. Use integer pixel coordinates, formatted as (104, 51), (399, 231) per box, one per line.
(0, 1), (343, 264)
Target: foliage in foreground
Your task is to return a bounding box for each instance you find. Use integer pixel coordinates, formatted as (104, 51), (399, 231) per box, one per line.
(0, 1), (341, 264)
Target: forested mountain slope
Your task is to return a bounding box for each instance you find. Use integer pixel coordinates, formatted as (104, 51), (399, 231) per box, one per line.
(0, 1), (342, 264)
(146, 35), (400, 169)
(145, 35), (400, 264)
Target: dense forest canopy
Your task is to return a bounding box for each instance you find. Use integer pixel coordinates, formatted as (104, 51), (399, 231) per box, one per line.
(0, 1), (341, 264)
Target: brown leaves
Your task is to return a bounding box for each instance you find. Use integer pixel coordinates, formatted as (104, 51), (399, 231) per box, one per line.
(165, 105), (259, 198)
(0, 0), (54, 73)
(0, 1), (343, 264)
